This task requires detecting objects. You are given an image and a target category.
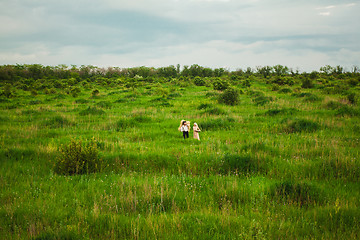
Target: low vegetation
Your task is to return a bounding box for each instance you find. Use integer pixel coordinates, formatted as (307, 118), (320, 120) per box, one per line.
(0, 64), (359, 239)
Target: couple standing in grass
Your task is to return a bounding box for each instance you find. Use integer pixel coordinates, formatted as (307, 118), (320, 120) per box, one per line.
(179, 120), (201, 140)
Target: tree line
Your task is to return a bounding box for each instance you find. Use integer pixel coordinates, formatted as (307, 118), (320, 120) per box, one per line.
(1, 64), (359, 82)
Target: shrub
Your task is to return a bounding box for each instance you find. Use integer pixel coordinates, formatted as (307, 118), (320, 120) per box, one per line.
(114, 118), (135, 131)
(212, 78), (229, 91)
(346, 92), (357, 105)
(304, 94), (322, 102)
(54, 138), (102, 175)
(70, 87), (81, 97)
(220, 154), (265, 174)
(1, 84), (13, 98)
(264, 108), (298, 116)
(253, 96), (273, 106)
(301, 78), (314, 89)
(79, 106), (105, 115)
(92, 89), (100, 97)
(204, 107), (226, 115)
(218, 87), (240, 105)
(75, 98), (89, 104)
(336, 106), (360, 117)
(324, 100), (343, 110)
(199, 117), (235, 131)
(194, 76), (206, 86)
(278, 88), (292, 94)
(197, 103), (212, 110)
(285, 119), (320, 133)
(269, 180), (323, 206)
(44, 116), (73, 128)
(29, 99), (42, 105)
(96, 101), (112, 109)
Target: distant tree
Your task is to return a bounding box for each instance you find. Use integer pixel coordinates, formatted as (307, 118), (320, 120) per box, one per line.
(257, 66), (272, 78)
(273, 65), (289, 76)
(320, 65), (334, 75)
(157, 65), (177, 78)
(332, 65), (344, 75)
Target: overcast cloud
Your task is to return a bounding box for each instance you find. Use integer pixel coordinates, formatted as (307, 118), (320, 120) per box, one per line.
(0, 0), (359, 71)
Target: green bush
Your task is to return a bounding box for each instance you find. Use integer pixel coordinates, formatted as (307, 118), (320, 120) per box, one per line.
(79, 106), (105, 115)
(324, 100), (343, 110)
(92, 89), (100, 97)
(203, 107), (226, 115)
(96, 101), (112, 109)
(304, 94), (322, 102)
(278, 88), (292, 94)
(264, 108), (298, 116)
(212, 78), (229, 91)
(71, 87), (81, 97)
(1, 84), (13, 98)
(54, 138), (102, 175)
(197, 103), (212, 110)
(285, 119), (320, 133)
(253, 96), (273, 106)
(199, 117), (235, 131)
(347, 92), (357, 105)
(269, 180), (323, 206)
(44, 116), (73, 128)
(336, 105), (360, 117)
(301, 78), (314, 89)
(75, 98), (89, 104)
(220, 154), (266, 174)
(193, 76), (206, 86)
(218, 87), (240, 105)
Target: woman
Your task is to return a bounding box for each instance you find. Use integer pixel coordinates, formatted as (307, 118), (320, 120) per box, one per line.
(180, 120), (189, 139)
(193, 123), (201, 140)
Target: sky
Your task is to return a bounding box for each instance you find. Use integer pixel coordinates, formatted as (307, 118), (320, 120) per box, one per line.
(0, 0), (359, 72)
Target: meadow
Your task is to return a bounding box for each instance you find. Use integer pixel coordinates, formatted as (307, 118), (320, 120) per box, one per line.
(0, 64), (359, 239)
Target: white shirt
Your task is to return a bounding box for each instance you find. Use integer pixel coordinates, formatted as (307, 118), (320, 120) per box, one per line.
(181, 125), (189, 132)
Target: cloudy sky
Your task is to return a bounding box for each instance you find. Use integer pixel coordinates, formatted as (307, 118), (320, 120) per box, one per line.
(1, 0), (359, 72)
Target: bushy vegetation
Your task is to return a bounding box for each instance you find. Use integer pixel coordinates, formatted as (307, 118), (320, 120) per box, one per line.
(1, 63), (360, 239)
(54, 138), (102, 175)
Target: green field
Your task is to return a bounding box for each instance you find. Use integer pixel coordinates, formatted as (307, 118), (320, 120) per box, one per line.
(1, 64), (359, 239)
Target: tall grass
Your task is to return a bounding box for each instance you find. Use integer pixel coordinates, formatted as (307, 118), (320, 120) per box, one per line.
(1, 75), (359, 239)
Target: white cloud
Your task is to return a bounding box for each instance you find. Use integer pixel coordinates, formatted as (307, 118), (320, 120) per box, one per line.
(0, 0), (359, 71)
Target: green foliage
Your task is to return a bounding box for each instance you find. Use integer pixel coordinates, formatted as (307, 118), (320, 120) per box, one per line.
(220, 154), (266, 174)
(301, 78), (314, 89)
(203, 107), (226, 115)
(71, 86), (81, 97)
(54, 138), (102, 175)
(199, 117), (235, 131)
(193, 76), (206, 86)
(264, 108), (298, 116)
(75, 98), (89, 104)
(346, 92), (357, 105)
(253, 96), (273, 106)
(212, 78), (229, 91)
(96, 101), (112, 109)
(79, 106), (105, 115)
(44, 116), (73, 128)
(269, 180), (323, 206)
(1, 64), (360, 239)
(218, 87), (240, 105)
(197, 103), (212, 110)
(336, 105), (360, 117)
(278, 88), (292, 94)
(92, 89), (100, 97)
(284, 119), (320, 133)
(1, 84), (13, 98)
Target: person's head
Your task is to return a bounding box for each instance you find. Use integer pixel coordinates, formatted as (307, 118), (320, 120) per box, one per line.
(182, 121), (187, 125)
(194, 123), (198, 126)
